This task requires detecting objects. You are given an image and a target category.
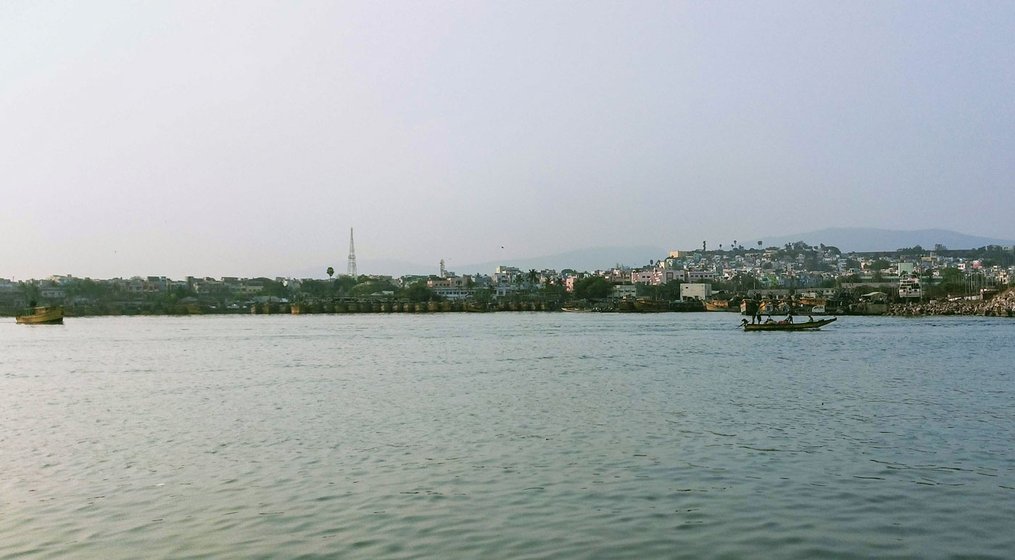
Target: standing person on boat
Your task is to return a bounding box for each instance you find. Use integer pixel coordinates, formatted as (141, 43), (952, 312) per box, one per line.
(786, 312), (794, 323)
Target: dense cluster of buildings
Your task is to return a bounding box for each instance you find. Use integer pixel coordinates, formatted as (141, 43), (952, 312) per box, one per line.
(426, 244), (1013, 300)
(3, 244), (1013, 315)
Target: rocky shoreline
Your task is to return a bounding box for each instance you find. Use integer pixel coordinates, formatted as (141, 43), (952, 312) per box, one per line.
(887, 288), (1015, 317)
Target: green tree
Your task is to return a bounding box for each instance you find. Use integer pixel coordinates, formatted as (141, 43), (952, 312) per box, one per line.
(932, 267), (965, 296)
(939, 267), (964, 284)
(326, 266), (334, 279)
(656, 281), (683, 300)
(539, 282), (566, 304)
(19, 281), (40, 307)
(333, 275), (358, 295)
(350, 279), (398, 297)
(297, 279), (331, 299)
(401, 281), (437, 303)
(472, 287), (492, 305)
(730, 272), (757, 292)
(256, 278), (287, 298)
(869, 259), (891, 271)
(573, 277), (612, 300)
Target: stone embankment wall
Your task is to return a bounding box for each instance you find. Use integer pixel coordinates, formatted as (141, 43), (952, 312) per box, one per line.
(888, 288), (1015, 317)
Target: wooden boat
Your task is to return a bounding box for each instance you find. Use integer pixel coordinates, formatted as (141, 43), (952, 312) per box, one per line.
(705, 299), (731, 311)
(15, 306), (64, 325)
(633, 298), (669, 313)
(742, 317), (836, 331)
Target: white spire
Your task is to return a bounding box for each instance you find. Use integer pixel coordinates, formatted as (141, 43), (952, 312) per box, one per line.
(347, 228), (357, 277)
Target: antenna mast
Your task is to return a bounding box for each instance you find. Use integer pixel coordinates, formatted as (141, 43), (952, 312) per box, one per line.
(347, 228), (357, 277)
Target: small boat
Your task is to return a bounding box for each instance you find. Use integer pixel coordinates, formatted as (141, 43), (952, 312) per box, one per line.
(633, 298), (669, 313)
(742, 317), (836, 331)
(705, 299), (731, 311)
(15, 306), (64, 325)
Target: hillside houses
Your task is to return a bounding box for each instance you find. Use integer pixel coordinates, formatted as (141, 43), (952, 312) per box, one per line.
(3, 244), (1013, 316)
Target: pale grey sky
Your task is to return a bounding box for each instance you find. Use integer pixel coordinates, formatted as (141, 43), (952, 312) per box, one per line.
(3, 1), (1013, 279)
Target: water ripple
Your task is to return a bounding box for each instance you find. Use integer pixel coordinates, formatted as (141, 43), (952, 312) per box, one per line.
(2, 314), (1014, 558)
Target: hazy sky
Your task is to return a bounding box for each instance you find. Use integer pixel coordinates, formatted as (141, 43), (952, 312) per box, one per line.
(3, 1), (1013, 279)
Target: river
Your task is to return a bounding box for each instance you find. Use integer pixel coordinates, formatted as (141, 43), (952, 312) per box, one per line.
(2, 313), (1013, 558)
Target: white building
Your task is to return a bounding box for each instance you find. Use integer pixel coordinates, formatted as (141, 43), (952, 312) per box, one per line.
(427, 275), (474, 300)
(680, 283), (712, 301)
(612, 284), (637, 299)
(630, 269), (656, 285)
(687, 269), (717, 282)
(660, 269), (685, 284)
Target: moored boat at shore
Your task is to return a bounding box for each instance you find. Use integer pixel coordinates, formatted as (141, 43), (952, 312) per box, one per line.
(705, 298), (732, 311)
(15, 306), (64, 325)
(633, 298), (669, 312)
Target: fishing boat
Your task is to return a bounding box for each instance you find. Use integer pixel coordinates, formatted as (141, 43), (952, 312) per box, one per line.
(899, 276), (922, 300)
(705, 298), (731, 311)
(15, 306), (64, 325)
(741, 317), (836, 331)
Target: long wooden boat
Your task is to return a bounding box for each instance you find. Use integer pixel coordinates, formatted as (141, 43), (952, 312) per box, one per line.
(742, 317), (835, 331)
(15, 306), (64, 325)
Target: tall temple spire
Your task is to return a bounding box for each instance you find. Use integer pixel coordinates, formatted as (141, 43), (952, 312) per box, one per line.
(347, 227), (357, 278)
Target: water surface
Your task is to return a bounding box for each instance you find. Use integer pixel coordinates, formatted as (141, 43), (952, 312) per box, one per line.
(3, 313), (1013, 558)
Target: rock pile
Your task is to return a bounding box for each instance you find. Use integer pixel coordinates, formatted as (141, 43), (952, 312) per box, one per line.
(888, 288), (1015, 317)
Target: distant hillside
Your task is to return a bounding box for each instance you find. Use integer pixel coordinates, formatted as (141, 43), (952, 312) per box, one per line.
(759, 228), (1015, 253)
(456, 246), (668, 274)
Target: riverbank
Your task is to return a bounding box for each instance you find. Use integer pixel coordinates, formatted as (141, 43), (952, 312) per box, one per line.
(887, 288), (1015, 317)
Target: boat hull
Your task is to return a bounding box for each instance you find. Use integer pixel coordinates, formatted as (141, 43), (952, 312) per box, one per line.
(743, 317), (836, 331)
(15, 306), (64, 325)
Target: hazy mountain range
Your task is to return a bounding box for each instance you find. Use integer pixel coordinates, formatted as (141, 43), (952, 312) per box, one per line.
(318, 228), (1014, 278)
(758, 228), (1015, 254)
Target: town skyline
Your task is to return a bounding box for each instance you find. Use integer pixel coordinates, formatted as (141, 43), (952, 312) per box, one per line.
(4, 226), (1013, 282)
(6, 228), (1014, 283)
(4, 239), (1012, 319)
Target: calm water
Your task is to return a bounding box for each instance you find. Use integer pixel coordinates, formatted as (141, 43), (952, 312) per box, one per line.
(2, 313), (1014, 559)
